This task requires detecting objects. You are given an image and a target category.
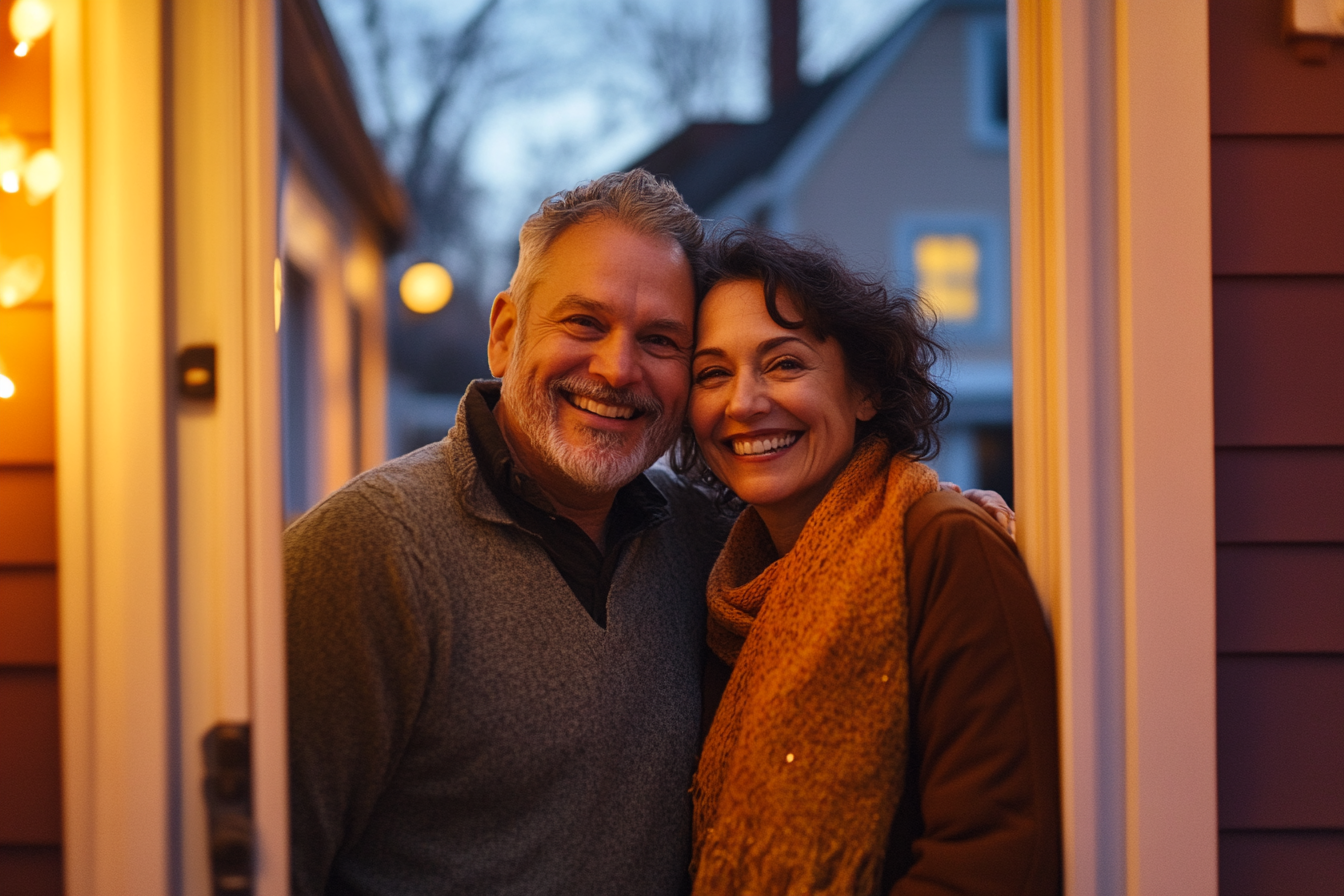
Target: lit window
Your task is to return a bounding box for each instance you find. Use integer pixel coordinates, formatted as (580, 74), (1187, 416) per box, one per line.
(914, 233), (979, 323)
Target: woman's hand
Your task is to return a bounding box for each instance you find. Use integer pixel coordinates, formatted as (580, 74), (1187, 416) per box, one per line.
(938, 482), (1016, 540)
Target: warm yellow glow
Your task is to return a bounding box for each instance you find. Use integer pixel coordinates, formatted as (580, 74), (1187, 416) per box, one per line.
(914, 234), (980, 323)
(400, 262), (453, 314)
(22, 148), (59, 203)
(9, 0), (53, 45)
(13, 39), (26, 56)
(183, 367), (210, 387)
(273, 257), (283, 332)
(0, 253), (44, 307)
(0, 132), (23, 194)
(0, 373), (14, 399)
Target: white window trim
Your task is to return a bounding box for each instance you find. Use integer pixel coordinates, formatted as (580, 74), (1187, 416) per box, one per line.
(1012, 1), (1218, 893)
(55, 2), (288, 894)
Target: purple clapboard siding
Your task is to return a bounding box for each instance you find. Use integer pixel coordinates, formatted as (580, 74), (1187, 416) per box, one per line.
(1218, 545), (1344, 653)
(1215, 448), (1344, 542)
(1211, 137), (1344, 276)
(1210, 0), (1344, 136)
(1217, 655), (1344, 829)
(1219, 831), (1344, 896)
(1213, 277), (1344, 447)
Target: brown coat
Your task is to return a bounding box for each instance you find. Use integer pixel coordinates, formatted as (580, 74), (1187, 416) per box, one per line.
(702, 489), (1061, 896)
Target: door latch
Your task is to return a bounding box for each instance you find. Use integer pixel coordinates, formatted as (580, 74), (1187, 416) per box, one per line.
(203, 723), (253, 895)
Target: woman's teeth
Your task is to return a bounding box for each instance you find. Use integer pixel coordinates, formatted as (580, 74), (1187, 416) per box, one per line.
(570, 394), (637, 419)
(731, 433), (799, 456)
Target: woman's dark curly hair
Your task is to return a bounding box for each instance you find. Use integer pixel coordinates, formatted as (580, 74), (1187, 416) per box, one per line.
(670, 226), (951, 496)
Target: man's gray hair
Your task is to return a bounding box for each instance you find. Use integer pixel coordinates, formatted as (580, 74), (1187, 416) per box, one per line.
(507, 169), (703, 310)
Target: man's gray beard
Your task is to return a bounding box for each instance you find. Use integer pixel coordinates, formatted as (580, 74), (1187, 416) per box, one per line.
(499, 371), (680, 495)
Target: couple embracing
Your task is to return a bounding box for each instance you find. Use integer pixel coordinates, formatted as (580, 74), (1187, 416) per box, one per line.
(286, 170), (1060, 896)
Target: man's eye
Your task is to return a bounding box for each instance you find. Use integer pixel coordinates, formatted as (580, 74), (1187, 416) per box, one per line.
(566, 316), (601, 330)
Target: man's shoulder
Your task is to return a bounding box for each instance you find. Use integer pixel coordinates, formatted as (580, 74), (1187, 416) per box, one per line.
(285, 440), (463, 547)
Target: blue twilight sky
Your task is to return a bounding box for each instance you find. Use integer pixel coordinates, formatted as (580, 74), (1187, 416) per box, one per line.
(319, 0), (923, 293)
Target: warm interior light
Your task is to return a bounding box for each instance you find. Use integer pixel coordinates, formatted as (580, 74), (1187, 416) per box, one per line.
(0, 171), (17, 193)
(13, 39), (27, 56)
(914, 233), (980, 323)
(0, 373), (14, 399)
(400, 262), (453, 314)
(22, 148), (59, 203)
(9, 0), (54, 45)
(0, 253), (44, 307)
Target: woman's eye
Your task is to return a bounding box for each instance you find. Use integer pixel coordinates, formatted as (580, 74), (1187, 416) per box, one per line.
(769, 357), (805, 373)
(693, 367), (728, 384)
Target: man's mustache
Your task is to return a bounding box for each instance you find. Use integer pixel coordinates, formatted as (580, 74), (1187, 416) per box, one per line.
(549, 375), (662, 418)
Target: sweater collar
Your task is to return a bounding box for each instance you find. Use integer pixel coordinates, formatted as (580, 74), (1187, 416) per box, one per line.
(450, 379), (671, 532)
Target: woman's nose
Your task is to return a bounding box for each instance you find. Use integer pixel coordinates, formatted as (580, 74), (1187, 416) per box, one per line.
(725, 374), (770, 420)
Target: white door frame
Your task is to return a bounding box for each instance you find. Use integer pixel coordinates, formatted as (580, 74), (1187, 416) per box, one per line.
(54, 1), (287, 894)
(1011, 1), (1219, 893)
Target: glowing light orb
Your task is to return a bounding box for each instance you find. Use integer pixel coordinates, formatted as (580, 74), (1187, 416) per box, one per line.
(0, 373), (14, 399)
(9, 0), (54, 45)
(0, 254), (44, 307)
(400, 262), (453, 314)
(22, 148), (59, 203)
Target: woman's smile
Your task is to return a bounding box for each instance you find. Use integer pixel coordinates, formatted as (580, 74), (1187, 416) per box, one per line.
(690, 279), (875, 550)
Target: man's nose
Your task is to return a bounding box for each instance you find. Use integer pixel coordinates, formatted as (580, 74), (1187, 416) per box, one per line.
(725, 373), (770, 420)
(588, 333), (642, 388)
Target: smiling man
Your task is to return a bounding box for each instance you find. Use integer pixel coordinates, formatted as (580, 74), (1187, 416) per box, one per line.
(284, 171), (732, 896)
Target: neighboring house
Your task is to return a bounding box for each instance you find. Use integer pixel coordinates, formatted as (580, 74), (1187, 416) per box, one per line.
(637, 0), (1012, 498)
(278, 0), (408, 520)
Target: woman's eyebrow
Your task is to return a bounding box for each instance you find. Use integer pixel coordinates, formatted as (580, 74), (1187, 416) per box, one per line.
(692, 335), (811, 364)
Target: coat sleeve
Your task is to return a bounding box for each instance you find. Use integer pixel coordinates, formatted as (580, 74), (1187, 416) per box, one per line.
(284, 487), (437, 896)
(886, 491), (1061, 896)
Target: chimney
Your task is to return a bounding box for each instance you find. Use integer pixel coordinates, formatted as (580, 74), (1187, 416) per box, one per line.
(769, 0), (801, 107)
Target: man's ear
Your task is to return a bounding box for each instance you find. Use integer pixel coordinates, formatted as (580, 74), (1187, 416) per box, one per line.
(487, 291), (518, 377)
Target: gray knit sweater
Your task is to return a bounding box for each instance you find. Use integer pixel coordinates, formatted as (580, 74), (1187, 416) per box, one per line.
(285, 400), (730, 896)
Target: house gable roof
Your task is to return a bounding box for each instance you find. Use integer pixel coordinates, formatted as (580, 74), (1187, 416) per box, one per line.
(634, 0), (1000, 216)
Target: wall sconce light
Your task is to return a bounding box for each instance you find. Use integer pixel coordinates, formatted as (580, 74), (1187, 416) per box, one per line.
(400, 262), (453, 314)
(1284, 0), (1344, 63)
(9, 0), (53, 57)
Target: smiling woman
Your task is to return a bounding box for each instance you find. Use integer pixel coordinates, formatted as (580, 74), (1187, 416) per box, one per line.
(676, 226), (1060, 896)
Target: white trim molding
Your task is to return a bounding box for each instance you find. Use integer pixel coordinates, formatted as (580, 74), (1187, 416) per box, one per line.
(1011, 1), (1218, 893)
(55, 2), (287, 894)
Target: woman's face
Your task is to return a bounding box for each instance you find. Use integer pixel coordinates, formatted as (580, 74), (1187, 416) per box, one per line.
(690, 280), (875, 534)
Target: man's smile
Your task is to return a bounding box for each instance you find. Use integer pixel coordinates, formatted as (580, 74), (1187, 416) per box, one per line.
(566, 392), (643, 420)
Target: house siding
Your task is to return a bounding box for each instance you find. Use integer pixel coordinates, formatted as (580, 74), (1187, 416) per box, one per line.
(0, 27), (62, 896)
(1210, 1), (1344, 892)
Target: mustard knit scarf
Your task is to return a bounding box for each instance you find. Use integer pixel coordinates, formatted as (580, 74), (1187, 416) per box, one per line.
(691, 437), (939, 896)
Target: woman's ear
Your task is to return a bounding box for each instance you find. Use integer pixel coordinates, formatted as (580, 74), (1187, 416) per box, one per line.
(856, 392), (878, 422)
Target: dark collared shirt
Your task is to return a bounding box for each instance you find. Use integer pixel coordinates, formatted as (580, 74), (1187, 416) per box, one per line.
(463, 381), (670, 628)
